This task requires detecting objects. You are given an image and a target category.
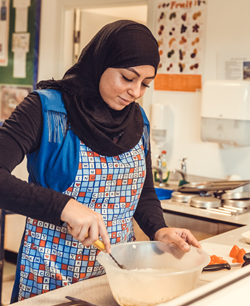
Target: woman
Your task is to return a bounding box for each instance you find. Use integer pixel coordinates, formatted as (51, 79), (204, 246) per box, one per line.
(0, 20), (200, 302)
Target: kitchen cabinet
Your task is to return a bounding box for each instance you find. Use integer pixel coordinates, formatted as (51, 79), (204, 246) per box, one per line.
(133, 206), (241, 242)
(4, 214), (26, 253)
(133, 219), (150, 241)
(163, 211), (240, 241)
(4, 161), (28, 253)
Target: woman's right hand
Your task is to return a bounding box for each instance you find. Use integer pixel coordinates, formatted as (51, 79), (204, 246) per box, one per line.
(60, 198), (111, 253)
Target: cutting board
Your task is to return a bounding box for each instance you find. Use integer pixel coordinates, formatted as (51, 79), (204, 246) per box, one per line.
(200, 242), (250, 282)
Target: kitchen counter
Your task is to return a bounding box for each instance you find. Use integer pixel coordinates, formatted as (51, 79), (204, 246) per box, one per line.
(11, 223), (250, 306)
(161, 199), (250, 226)
(12, 273), (118, 306)
(161, 224), (250, 306)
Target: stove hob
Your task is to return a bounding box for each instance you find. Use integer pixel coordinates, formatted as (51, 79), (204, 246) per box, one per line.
(190, 196), (221, 209)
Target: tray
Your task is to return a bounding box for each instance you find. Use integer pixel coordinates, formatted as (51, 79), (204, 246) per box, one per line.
(177, 180), (250, 193)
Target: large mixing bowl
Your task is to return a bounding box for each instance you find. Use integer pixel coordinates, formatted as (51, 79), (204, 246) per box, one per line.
(97, 241), (210, 306)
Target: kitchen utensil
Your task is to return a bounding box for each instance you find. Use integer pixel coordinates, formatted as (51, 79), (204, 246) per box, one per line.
(222, 199), (250, 208)
(83, 233), (127, 269)
(190, 196), (221, 208)
(178, 180), (250, 193)
(171, 191), (198, 203)
(94, 240), (126, 270)
(243, 253), (250, 267)
(64, 296), (98, 306)
(92, 238), (127, 270)
(203, 262), (242, 272)
(200, 243), (250, 282)
(183, 181), (211, 188)
(97, 241), (210, 306)
(203, 251), (250, 271)
(221, 192), (250, 200)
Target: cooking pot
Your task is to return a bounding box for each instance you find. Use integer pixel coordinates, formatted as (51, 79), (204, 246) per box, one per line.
(97, 241), (210, 306)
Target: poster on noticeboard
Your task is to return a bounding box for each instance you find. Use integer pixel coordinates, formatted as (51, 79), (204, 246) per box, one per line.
(154, 0), (207, 92)
(0, 0), (41, 123)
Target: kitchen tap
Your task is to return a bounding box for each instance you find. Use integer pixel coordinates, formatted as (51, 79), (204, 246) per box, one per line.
(173, 158), (188, 181)
(180, 158), (187, 173)
(153, 155), (164, 186)
(152, 167), (163, 186)
(172, 169), (186, 181)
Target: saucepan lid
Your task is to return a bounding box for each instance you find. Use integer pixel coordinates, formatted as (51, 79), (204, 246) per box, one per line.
(221, 192), (250, 200)
(178, 180), (250, 193)
(171, 192), (198, 203)
(190, 196), (221, 208)
(222, 199), (250, 208)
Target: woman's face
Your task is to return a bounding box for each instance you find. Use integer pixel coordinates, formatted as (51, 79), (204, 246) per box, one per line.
(99, 65), (155, 111)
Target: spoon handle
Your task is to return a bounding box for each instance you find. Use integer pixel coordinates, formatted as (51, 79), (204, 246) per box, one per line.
(93, 239), (106, 251)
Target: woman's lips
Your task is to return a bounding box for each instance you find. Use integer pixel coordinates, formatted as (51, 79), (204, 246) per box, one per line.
(119, 96), (132, 105)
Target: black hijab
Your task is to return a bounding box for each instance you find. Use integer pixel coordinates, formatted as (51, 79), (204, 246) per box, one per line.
(37, 20), (160, 156)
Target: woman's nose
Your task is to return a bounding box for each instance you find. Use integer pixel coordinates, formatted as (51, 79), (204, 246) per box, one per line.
(128, 82), (141, 99)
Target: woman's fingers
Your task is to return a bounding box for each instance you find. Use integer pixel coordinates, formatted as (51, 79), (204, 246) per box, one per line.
(184, 231), (202, 249)
(154, 227), (201, 252)
(99, 225), (111, 253)
(61, 199), (111, 251)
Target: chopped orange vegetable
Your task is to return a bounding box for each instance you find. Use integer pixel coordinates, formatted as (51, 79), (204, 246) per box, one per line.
(229, 245), (240, 258)
(235, 248), (246, 263)
(208, 254), (228, 265)
(229, 245), (246, 263)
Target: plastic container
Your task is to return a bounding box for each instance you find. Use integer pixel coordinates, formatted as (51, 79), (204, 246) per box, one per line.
(97, 241), (210, 306)
(155, 187), (173, 200)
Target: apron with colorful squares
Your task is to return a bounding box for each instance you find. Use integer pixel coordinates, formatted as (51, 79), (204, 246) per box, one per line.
(16, 138), (146, 301)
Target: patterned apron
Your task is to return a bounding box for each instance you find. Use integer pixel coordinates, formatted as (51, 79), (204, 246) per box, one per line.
(14, 138), (146, 301)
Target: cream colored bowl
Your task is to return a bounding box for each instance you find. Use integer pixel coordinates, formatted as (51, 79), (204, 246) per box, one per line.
(242, 231), (250, 244)
(97, 241), (210, 306)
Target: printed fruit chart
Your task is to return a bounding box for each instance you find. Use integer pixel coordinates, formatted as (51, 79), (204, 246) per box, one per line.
(154, 0), (207, 92)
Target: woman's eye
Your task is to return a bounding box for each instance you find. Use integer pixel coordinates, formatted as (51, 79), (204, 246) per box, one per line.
(122, 75), (150, 88)
(122, 75), (132, 82)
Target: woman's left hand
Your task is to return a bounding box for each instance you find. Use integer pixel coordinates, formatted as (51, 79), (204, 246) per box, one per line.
(154, 227), (201, 251)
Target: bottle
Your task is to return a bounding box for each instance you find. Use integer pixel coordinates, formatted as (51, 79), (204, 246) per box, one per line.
(161, 150), (169, 182)
(161, 150), (167, 173)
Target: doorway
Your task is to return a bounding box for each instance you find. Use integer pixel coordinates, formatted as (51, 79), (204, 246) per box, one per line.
(63, 5), (147, 70)
(63, 3), (148, 106)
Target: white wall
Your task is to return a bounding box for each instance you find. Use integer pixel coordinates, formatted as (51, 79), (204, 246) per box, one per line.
(7, 0), (250, 251)
(148, 0), (250, 180)
(13, 0), (250, 183)
(38, 0), (148, 81)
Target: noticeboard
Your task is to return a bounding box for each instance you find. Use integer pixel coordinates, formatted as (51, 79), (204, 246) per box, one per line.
(0, 0), (41, 121)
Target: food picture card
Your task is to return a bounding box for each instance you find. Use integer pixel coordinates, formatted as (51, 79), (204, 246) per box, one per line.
(154, 0), (207, 92)
(0, 85), (32, 120)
